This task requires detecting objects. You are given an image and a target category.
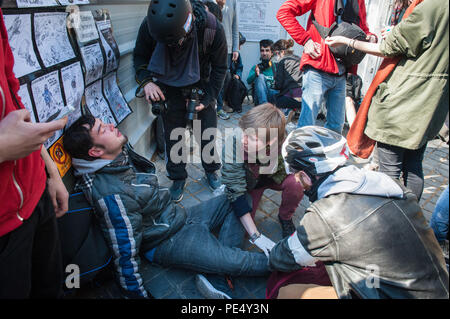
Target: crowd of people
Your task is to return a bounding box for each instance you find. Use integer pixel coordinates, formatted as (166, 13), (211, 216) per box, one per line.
(0, 0), (448, 299)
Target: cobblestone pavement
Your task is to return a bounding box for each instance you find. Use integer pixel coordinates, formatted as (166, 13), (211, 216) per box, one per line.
(70, 102), (449, 299)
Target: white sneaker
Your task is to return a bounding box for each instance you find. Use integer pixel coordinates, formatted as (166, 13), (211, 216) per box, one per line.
(195, 274), (232, 299)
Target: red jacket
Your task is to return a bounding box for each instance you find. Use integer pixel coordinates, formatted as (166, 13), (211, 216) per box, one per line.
(0, 9), (46, 237)
(277, 0), (374, 75)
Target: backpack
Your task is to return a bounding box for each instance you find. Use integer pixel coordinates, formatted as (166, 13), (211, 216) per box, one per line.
(58, 192), (112, 290)
(225, 75), (247, 112)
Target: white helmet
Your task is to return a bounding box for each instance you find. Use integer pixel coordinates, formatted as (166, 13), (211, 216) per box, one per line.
(282, 126), (349, 176)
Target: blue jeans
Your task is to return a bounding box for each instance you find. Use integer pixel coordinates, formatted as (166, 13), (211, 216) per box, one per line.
(254, 74), (278, 105)
(297, 67), (346, 133)
(430, 186), (449, 243)
(152, 194), (269, 276)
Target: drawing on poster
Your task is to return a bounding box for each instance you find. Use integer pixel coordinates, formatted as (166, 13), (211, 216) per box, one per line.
(16, 0), (58, 8)
(4, 14), (40, 78)
(31, 70), (65, 123)
(80, 42), (104, 85)
(61, 62), (84, 127)
(73, 11), (99, 43)
(34, 12), (76, 68)
(103, 72), (131, 124)
(85, 80), (117, 126)
(96, 20), (120, 75)
(17, 84), (37, 123)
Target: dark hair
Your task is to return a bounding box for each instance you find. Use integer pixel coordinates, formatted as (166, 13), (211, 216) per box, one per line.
(259, 39), (273, 49)
(204, 1), (223, 22)
(272, 39), (294, 52)
(63, 114), (97, 161)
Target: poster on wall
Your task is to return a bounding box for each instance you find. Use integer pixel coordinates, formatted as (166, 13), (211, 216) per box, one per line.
(34, 12), (76, 68)
(31, 70), (65, 123)
(61, 62), (84, 127)
(103, 72), (131, 124)
(80, 42), (104, 85)
(96, 19), (120, 75)
(17, 84), (37, 123)
(48, 136), (72, 178)
(238, 0), (282, 42)
(3, 14), (41, 78)
(85, 80), (117, 126)
(16, 0), (58, 8)
(58, 0), (90, 5)
(73, 11), (99, 44)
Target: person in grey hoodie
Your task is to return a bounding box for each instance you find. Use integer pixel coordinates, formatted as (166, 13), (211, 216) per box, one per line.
(268, 126), (448, 299)
(63, 115), (269, 299)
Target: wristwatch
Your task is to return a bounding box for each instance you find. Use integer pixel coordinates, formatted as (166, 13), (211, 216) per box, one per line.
(249, 231), (261, 243)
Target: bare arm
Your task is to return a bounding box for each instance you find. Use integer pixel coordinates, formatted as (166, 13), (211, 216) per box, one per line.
(325, 36), (386, 57)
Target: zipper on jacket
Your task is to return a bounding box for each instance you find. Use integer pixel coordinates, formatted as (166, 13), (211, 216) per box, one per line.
(12, 160), (24, 222)
(1, 85), (6, 120)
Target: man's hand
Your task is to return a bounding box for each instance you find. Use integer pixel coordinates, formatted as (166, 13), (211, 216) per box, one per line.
(195, 103), (206, 112)
(233, 74), (240, 80)
(250, 233), (276, 257)
(324, 36), (350, 48)
(232, 51), (239, 62)
(46, 174), (69, 218)
(0, 110), (67, 163)
(144, 82), (165, 104)
(380, 27), (391, 40)
(366, 34), (378, 43)
(255, 65), (260, 77)
(304, 39), (322, 59)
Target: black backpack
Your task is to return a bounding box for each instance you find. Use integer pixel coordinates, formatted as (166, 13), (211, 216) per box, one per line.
(225, 74), (247, 113)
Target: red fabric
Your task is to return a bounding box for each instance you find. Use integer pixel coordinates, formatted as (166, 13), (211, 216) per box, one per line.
(276, 0), (374, 75)
(346, 0), (424, 159)
(0, 9), (46, 237)
(265, 261), (332, 299)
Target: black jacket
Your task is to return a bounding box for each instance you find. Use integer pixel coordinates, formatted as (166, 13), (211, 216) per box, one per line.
(133, 12), (228, 107)
(274, 53), (302, 97)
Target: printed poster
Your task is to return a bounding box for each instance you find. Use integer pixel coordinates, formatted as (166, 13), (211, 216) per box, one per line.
(80, 42), (104, 85)
(16, 0), (58, 8)
(61, 62), (84, 127)
(48, 136), (72, 178)
(17, 84), (37, 123)
(3, 14), (41, 78)
(34, 12), (76, 68)
(96, 20), (120, 75)
(58, 0), (90, 5)
(73, 11), (99, 43)
(103, 72), (131, 124)
(85, 80), (117, 126)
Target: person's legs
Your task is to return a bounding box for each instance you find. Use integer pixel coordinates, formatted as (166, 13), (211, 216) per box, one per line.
(196, 103), (221, 176)
(402, 143), (427, 201)
(254, 74), (270, 104)
(0, 188), (63, 299)
(267, 88), (280, 105)
(377, 142), (404, 182)
(272, 174), (304, 222)
(297, 68), (326, 128)
(430, 186), (449, 243)
(325, 74), (346, 134)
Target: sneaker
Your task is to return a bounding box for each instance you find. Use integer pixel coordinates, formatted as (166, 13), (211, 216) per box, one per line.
(195, 274), (232, 299)
(278, 215), (296, 238)
(222, 104), (234, 113)
(205, 171), (221, 191)
(169, 179), (186, 203)
(217, 109), (230, 120)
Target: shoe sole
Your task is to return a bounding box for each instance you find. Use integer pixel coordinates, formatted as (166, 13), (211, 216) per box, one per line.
(195, 275), (231, 299)
(171, 183), (186, 203)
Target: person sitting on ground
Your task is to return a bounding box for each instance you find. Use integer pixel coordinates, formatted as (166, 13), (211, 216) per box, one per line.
(247, 39), (279, 105)
(430, 185), (449, 270)
(63, 115), (270, 299)
(268, 126), (449, 299)
(272, 38), (302, 122)
(222, 103), (304, 244)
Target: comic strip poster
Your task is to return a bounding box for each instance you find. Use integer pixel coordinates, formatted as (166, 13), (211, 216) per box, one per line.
(58, 0), (90, 5)
(73, 11), (99, 44)
(34, 12), (76, 68)
(80, 42), (104, 85)
(3, 14), (40, 78)
(17, 84), (37, 123)
(16, 0), (58, 8)
(61, 62), (84, 127)
(48, 135), (72, 178)
(85, 80), (117, 126)
(96, 20), (119, 75)
(103, 72), (131, 124)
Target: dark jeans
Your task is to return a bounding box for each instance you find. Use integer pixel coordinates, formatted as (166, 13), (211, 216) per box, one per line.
(153, 194), (269, 276)
(161, 85), (221, 180)
(0, 188), (63, 298)
(377, 142), (427, 201)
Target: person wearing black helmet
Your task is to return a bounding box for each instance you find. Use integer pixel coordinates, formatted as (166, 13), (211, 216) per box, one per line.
(133, 0), (228, 202)
(267, 126), (449, 299)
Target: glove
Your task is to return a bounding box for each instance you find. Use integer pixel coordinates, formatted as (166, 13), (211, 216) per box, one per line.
(249, 233), (276, 257)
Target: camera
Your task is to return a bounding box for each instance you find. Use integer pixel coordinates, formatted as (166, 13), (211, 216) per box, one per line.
(185, 88), (204, 129)
(257, 59), (272, 71)
(151, 99), (167, 116)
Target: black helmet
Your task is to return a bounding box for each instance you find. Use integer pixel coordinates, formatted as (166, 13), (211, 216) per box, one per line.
(282, 126), (349, 177)
(147, 0), (193, 44)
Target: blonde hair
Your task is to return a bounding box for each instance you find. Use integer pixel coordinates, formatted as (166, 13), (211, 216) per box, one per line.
(239, 103), (286, 144)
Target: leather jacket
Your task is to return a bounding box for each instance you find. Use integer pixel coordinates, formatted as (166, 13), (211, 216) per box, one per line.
(269, 181), (449, 299)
